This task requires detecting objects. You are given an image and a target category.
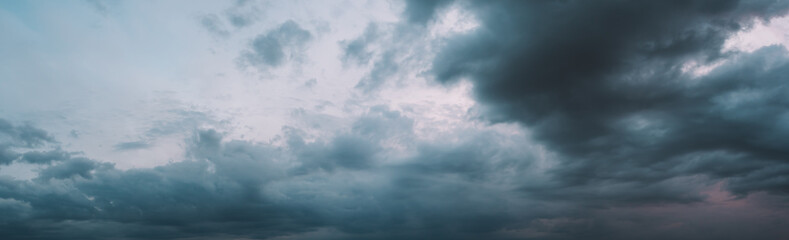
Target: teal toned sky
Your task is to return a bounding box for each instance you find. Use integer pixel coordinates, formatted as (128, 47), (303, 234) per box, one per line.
(1, 1), (789, 239)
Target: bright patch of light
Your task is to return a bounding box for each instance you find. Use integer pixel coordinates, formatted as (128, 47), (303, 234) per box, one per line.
(724, 16), (789, 52)
(681, 59), (726, 77)
(683, 16), (789, 78)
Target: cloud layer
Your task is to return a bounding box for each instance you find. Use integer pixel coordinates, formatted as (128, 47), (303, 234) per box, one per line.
(0, 107), (546, 239)
(2, 0), (789, 239)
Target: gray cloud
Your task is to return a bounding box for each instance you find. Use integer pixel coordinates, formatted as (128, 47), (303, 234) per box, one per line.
(341, 23), (379, 66)
(20, 149), (72, 164)
(36, 157), (103, 181)
(0, 109), (550, 239)
(355, 50), (399, 92)
(201, 14), (230, 37)
(226, 0), (259, 28)
(242, 20), (312, 68)
(5, 0), (789, 239)
(201, 1), (260, 37)
(113, 141), (152, 151)
(343, 16), (444, 93)
(228, 13), (253, 28)
(1, 98), (789, 240)
(0, 119), (56, 148)
(0, 147), (19, 165)
(403, 0), (452, 25)
(426, 0), (789, 198)
(226, 9), (257, 29)
(0, 119), (62, 165)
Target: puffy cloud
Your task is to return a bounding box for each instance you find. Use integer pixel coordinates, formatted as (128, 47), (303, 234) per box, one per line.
(0, 107), (548, 239)
(1, 101), (788, 239)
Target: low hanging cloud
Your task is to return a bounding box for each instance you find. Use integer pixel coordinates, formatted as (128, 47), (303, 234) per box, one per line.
(1, 98), (786, 239)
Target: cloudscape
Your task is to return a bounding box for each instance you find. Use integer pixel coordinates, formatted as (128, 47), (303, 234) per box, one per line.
(2, 0), (789, 239)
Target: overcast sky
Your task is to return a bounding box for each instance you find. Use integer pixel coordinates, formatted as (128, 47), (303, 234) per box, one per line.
(2, 0), (789, 239)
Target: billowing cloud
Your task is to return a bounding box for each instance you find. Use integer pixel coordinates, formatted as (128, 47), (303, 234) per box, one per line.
(1, 97), (783, 239)
(0, 109), (545, 239)
(428, 0), (789, 198)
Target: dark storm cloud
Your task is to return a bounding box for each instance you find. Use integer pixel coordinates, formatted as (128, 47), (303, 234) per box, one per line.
(2, 104), (788, 240)
(0, 119), (56, 148)
(5, 0), (789, 239)
(0, 119), (62, 165)
(20, 149), (72, 164)
(426, 0), (789, 197)
(0, 129), (320, 239)
(242, 20), (312, 68)
(0, 108), (549, 240)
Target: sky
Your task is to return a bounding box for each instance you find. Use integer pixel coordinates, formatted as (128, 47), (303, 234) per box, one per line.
(1, 0), (789, 239)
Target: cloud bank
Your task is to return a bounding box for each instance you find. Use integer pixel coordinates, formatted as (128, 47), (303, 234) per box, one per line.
(431, 0), (789, 197)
